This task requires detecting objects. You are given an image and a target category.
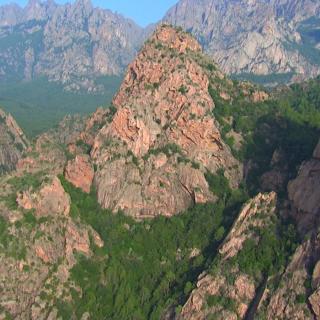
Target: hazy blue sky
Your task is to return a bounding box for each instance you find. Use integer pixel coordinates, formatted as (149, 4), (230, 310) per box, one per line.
(0, 0), (179, 26)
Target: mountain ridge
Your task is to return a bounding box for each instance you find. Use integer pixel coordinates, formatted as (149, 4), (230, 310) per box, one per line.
(163, 0), (320, 83)
(1, 0), (320, 92)
(0, 0), (146, 91)
(0, 22), (319, 320)
(69, 24), (243, 219)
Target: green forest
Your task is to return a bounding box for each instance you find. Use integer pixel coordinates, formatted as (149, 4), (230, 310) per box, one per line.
(0, 76), (122, 136)
(210, 76), (320, 193)
(53, 76), (320, 319)
(57, 168), (247, 319)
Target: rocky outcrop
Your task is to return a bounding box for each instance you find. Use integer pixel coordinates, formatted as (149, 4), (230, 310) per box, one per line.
(0, 109), (29, 175)
(254, 139), (320, 320)
(0, 170), (103, 319)
(17, 176), (70, 217)
(47, 114), (87, 145)
(256, 232), (320, 320)
(0, 0), (146, 92)
(288, 139), (320, 235)
(179, 192), (277, 320)
(16, 132), (68, 177)
(89, 25), (241, 219)
(309, 288), (320, 318)
(64, 155), (94, 193)
(219, 192), (277, 260)
(79, 107), (113, 146)
(163, 0), (320, 83)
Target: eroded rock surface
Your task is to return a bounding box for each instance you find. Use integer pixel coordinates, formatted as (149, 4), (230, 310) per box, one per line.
(64, 155), (94, 193)
(288, 139), (320, 235)
(89, 25), (241, 218)
(164, 0), (320, 82)
(179, 192), (277, 320)
(17, 176), (70, 217)
(0, 109), (29, 174)
(0, 170), (103, 319)
(256, 233), (320, 320)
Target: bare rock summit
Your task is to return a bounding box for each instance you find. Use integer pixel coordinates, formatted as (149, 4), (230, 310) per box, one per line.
(86, 25), (242, 219)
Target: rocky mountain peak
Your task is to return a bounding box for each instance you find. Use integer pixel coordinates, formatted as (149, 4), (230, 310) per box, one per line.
(68, 25), (242, 219)
(151, 24), (202, 54)
(0, 0), (145, 91)
(105, 24), (216, 158)
(0, 3), (22, 26)
(26, 0), (41, 7)
(24, 0), (52, 21)
(73, 0), (93, 15)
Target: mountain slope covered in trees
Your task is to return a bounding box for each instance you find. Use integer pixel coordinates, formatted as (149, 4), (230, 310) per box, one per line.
(0, 25), (319, 320)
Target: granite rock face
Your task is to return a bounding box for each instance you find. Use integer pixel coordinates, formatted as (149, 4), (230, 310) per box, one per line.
(163, 0), (320, 82)
(179, 192), (277, 320)
(256, 230), (320, 320)
(89, 25), (242, 219)
(288, 139), (320, 235)
(17, 176), (71, 217)
(177, 138), (320, 320)
(0, 109), (29, 175)
(0, 172), (103, 319)
(0, 126), (104, 319)
(64, 155), (94, 193)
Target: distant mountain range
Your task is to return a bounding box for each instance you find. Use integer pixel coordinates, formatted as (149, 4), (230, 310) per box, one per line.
(0, 0), (146, 92)
(0, 0), (320, 90)
(0, 24), (320, 320)
(163, 0), (320, 84)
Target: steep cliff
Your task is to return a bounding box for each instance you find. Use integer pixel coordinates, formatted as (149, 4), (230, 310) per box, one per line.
(257, 233), (320, 320)
(179, 192), (279, 320)
(163, 0), (320, 83)
(2, 0), (320, 92)
(0, 112), (103, 319)
(0, 108), (28, 174)
(177, 138), (320, 320)
(0, 171), (103, 319)
(288, 139), (320, 235)
(75, 25), (243, 219)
